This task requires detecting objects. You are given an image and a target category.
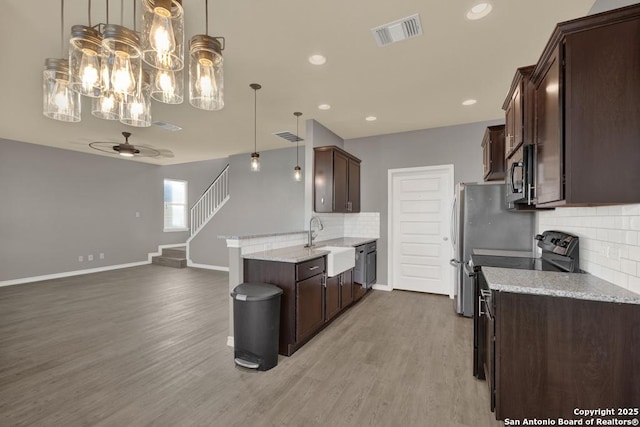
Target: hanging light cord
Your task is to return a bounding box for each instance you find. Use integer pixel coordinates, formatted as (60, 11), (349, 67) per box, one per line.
(205, 0), (209, 35)
(120, 0), (124, 26)
(106, 0), (109, 25)
(60, 0), (64, 57)
(296, 116), (299, 165)
(253, 88), (257, 153)
(133, 0), (136, 31)
(88, 0), (91, 26)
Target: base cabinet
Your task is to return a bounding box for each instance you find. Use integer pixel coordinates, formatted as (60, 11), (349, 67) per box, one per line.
(478, 274), (640, 420)
(244, 256), (358, 356)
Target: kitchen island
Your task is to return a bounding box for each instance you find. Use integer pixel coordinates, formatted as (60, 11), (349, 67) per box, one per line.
(479, 267), (640, 421)
(243, 237), (377, 356)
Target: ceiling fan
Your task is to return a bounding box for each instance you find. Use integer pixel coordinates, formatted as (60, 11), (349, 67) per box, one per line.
(89, 132), (161, 158)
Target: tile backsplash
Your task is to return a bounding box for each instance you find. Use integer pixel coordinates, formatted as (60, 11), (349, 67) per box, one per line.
(537, 204), (640, 294)
(316, 212), (380, 242)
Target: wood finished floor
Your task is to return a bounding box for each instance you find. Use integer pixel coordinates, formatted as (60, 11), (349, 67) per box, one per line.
(0, 265), (501, 427)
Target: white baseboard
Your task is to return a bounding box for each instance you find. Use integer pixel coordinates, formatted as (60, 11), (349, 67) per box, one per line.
(0, 261), (150, 287)
(187, 261), (229, 272)
(372, 283), (392, 292)
(227, 336), (234, 348)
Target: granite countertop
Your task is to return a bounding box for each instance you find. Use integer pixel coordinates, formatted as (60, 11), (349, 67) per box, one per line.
(473, 248), (538, 258)
(243, 237), (377, 263)
(482, 266), (640, 305)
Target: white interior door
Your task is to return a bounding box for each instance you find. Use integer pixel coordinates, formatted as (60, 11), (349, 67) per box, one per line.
(389, 165), (453, 294)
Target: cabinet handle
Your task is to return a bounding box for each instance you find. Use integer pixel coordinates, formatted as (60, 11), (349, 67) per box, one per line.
(478, 296), (485, 316)
(322, 274), (327, 288)
(309, 266), (319, 271)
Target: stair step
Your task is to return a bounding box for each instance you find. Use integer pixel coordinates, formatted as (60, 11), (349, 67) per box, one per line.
(161, 247), (186, 258)
(152, 256), (187, 268)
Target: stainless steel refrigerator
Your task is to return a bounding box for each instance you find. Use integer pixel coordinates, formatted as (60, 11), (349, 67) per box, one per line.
(450, 182), (535, 317)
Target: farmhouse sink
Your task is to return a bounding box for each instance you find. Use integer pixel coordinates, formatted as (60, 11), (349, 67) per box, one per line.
(318, 246), (356, 277)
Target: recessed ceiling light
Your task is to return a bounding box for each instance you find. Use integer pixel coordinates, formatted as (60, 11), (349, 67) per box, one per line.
(462, 99), (477, 106)
(466, 3), (493, 20)
(308, 54), (327, 65)
(318, 104), (331, 110)
(365, 116), (377, 122)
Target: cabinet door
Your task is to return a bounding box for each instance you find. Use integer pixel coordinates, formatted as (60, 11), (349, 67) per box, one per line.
(295, 274), (324, 343)
(333, 151), (349, 212)
(341, 269), (353, 308)
(347, 159), (360, 212)
(325, 275), (341, 322)
(505, 95), (516, 158)
(483, 293), (495, 412)
(534, 45), (563, 205)
(482, 134), (491, 179)
(314, 150), (333, 213)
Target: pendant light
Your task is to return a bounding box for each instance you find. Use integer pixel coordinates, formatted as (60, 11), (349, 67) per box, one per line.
(43, 0), (81, 122)
(293, 112), (303, 181)
(151, 67), (183, 104)
(250, 83), (261, 172)
(140, 0), (184, 71)
(120, 70), (152, 127)
(68, 1), (102, 98)
(189, 0), (224, 110)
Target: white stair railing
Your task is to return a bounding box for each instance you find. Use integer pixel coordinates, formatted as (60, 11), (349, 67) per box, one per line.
(189, 164), (230, 239)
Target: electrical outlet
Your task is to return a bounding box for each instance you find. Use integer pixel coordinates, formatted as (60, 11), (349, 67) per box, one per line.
(99, 253), (105, 259)
(88, 254), (94, 261)
(78, 255), (83, 262)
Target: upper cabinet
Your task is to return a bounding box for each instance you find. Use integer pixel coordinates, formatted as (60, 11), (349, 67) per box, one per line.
(531, 4), (640, 207)
(314, 146), (361, 213)
(482, 125), (506, 181)
(503, 65), (535, 159)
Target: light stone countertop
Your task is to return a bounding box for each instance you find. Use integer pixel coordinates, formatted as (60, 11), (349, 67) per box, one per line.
(219, 230), (306, 240)
(243, 237), (377, 263)
(482, 266), (640, 305)
(473, 248), (538, 258)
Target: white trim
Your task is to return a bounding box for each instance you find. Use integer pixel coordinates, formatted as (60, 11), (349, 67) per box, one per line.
(225, 238), (241, 248)
(0, 261), (150, 287)
(163, 228), (189, 233)
(387, 164), (454, 294)
(164, 178), (188, 232)
(372, 283), (392, 292)
(227, 336), (234, 348)
(187, 261), (229, 272)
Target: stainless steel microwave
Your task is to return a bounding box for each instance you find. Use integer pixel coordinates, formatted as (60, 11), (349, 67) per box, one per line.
(506, 144), (535, 208)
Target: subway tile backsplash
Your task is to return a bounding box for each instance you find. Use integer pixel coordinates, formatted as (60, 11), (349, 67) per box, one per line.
(537, 204), (640, 294)
(315, 212), (380, 242)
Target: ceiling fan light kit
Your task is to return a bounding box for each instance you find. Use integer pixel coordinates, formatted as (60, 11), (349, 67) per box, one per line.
(90, 131), (160, 158)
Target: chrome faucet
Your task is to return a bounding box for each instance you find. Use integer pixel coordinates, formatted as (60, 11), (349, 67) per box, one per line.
(306, 216), (324, 248)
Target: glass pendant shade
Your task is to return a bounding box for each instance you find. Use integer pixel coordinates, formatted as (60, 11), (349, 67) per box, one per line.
(100, 25), (142, 98)
(151, 67), (183, 104)
(140, 0), (184, 71)
(69, 25), (102, 97)
(92, 89), (121, 120)
(43, 58), (81, 122)
(120, 71), (152, 127)
(189, 35), (224, 111)
(294, 166), (302, 181)
(250, 152), (260, 172)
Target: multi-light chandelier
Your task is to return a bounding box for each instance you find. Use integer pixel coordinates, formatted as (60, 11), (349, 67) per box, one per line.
(43, 0), (225, 126)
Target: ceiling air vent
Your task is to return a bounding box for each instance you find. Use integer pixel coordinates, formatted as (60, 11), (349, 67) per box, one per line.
(371, 13), (423, 47)
(274, 131), (304, 143)
(152, 121), (182, 131)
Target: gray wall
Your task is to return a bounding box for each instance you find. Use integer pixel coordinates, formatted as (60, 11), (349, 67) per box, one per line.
(343, 119), (502, 285)
(589, 0), (639, 14)
(188, 146), (305, 267)
(0, 139), (170, 281)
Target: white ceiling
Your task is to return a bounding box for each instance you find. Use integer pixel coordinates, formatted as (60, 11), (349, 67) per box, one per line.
(0, 0), (595, 165)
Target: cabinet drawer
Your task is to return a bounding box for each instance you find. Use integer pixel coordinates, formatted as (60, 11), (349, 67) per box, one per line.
(296, 257), (325, 282)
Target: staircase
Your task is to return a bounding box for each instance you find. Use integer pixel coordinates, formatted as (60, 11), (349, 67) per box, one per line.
(152, 246), (187, 268)
(151, 164), (230, 269)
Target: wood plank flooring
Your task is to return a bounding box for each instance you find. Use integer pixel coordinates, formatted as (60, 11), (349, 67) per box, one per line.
(0, 265), (501, 427)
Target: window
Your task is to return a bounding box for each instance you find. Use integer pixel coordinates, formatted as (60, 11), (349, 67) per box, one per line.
(164, 179), (188, 232)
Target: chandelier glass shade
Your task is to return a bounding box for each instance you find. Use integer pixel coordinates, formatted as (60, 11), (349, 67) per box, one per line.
(100, 24), (142, 99)
(189, 35), (224, 111)
(120, 70), (151, 127)
(140, 0), (184, 71)
(151, 67), (183, 104)
(91, 88), (120, 120)
(69, 25), (102, 97)
(43, 58), (81, 122)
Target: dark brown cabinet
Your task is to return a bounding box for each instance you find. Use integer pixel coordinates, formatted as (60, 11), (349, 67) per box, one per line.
(531, 5), (640, 207)
(314, 146), (361, 213)
(503, 65), (535, 159)
(479, 276), (640, 421)
(481, 125), (506, 181)
(244, 255), (357, 356)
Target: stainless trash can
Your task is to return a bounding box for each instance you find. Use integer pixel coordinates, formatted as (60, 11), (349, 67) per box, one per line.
(231, 283), (283, 371)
